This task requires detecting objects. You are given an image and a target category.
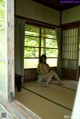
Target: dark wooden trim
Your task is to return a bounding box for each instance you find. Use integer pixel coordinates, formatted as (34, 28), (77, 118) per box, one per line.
(61, 21), (80, 29)
(62, 68), (77, 80)
(60, 11), (62, 27)
(15, 15), (60, 29)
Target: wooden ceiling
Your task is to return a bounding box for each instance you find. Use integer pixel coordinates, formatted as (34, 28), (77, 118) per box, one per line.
(33, 0), (80, 11)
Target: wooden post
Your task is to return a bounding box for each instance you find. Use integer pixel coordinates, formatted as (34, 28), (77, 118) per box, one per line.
(7, 0), (15, 101)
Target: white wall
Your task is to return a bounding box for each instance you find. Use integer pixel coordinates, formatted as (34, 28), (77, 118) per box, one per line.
(16, 0), (60, 26)
(62, 5), (80, 24)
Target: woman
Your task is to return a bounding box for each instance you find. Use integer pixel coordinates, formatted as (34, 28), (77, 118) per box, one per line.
(37, 54), (63, 86)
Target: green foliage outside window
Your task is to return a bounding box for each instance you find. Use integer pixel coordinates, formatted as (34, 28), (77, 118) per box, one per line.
(24, 47), (39, 57)
(25, 24), (39, 37)
(24, 37), (39, 47)
(0, 0), (5, 27)
(0, 0), (7, 97)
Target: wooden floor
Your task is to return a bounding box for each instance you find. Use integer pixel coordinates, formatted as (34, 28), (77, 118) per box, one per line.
(15, 80), (78, 119)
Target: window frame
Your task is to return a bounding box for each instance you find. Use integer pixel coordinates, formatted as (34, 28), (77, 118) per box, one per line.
(24, 24), (58, 69)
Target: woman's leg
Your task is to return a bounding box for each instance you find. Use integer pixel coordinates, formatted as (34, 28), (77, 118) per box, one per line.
(45, 71), (54, 86)
(53, 72), (62, 84)
(45, 71), (62, 86)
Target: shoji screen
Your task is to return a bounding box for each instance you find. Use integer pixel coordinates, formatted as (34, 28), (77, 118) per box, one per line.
(62, 28), (78, 79)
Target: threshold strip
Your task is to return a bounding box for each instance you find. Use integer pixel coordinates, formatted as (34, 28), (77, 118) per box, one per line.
(22, 86), (72, 111)
(50, 82), (76, 92)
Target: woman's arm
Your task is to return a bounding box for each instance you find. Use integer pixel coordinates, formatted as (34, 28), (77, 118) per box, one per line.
(37, 63), (49, 74)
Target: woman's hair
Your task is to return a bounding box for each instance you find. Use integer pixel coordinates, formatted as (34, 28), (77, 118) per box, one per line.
(39, 54), (47, 63)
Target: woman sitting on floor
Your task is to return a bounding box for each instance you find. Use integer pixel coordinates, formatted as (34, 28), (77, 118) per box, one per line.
(37, 54), (63, 86)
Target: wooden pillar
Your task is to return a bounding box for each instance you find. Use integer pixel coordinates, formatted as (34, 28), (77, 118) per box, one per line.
(7, 0), (15, 101)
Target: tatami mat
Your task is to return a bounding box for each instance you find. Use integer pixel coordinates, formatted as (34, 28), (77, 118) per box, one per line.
(15, 80), (78, 119)
(22, 81), (76, 110)
(16, 88), (71, 119)
(51, 80), (78, 91)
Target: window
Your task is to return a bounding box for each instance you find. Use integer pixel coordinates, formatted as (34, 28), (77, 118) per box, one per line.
(24, 24), (58, 68)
